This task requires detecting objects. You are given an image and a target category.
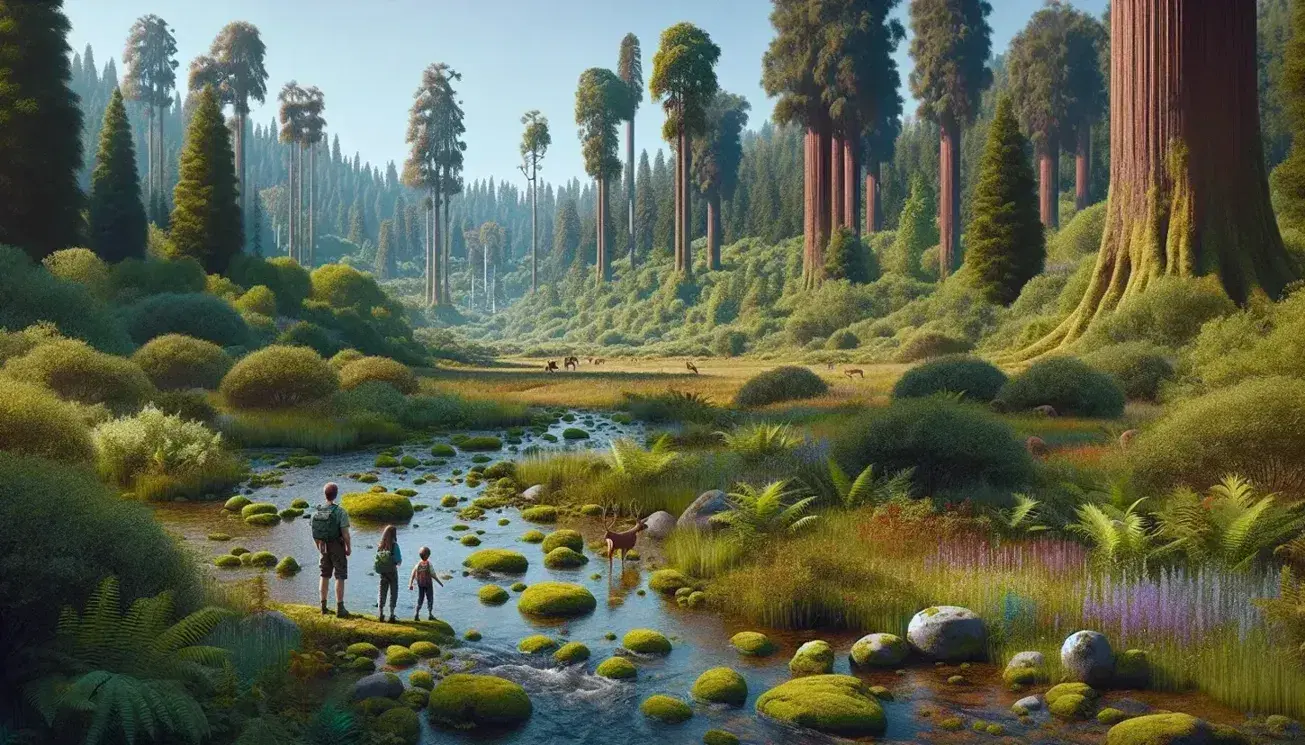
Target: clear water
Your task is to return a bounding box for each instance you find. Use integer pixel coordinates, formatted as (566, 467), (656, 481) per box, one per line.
(153, 412), (1250, 744)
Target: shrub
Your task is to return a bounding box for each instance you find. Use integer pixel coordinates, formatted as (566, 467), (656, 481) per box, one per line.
(311, 264), (388, 311)
(220, 345), (340, 409)
(227, 255), (313, 315)
(0, 245), (133, 354)
(330, 348), (365, 369)
(995, 357), (1125, 418)
(892, 356), (1008, 402)
(340, 492), (414, 522)
(109, 257), (207, 300)
(124, 292), (250, 347)
(0, 379), (95, 462)
(94, 405), (245, 500)
(0, 452), (200, 654)
(277, 321), (343, 357)
(235, 285), (278, 316)
(1047, 201), (1106, 264)
(1130, 376), (1305, 495)
(825, 329), (860, 350)
(1082, 276), (1236, 350)
(42, 248), (110, 296)
(147, 389), (218, 424)
(1082, 342), (1175, 401)
(894, 331), (974, 363)
(734, 366), (829, 408)
(132, 334), (233, 391)
(4, 339), (155, 411)
(831, 398), (1034, 496)
(340, 356), (418, 394)
(823, 227), (878, 284)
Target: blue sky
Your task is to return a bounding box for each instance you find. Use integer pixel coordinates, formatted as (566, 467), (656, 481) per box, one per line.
(64, 0), (1107, 187)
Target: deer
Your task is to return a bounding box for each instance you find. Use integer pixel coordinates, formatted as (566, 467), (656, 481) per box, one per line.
(686, 360), (699, 374)
(844, 368), (864, 380)
(544, 360), (559, 373)
(594, 358), (606, 365)
(602, 506), (648, 569)
(564, 356), (579, 371)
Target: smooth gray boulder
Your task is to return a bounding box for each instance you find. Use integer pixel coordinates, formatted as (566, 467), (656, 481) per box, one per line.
(643, 511), (676, 540)
(906, 606), (986, 661)
(850, 633), (909, 667)
(1013, 695), (1042, 712)
(1061, 630), (1114, 685)
(677, 489), (730, 530)
(351, 672), (403, 701)
(521, 484), (542, 503)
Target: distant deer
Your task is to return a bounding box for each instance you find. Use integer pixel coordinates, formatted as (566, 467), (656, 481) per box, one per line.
(602, 507), (648, 568)
(827, 362), (836, 371)
(544, 360), (559, 373)
(564, 356), (579, 371)
(844, 368), (864, 380)
(594, 358), (606, 365)
(686, 360), (699, 374)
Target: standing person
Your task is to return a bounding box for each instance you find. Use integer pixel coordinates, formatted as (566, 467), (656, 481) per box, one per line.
(311, 482), (351, 618)
(408, 546), (444, 621)
(374, 525), (402, 623)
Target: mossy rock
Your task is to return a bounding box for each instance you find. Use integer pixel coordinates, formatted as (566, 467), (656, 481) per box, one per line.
(623, 629), (671, 656)
(275, 556), (300, 575)
(1099, 708), (1131, 725)
(386, 645), (419, 667)
(1115, 649), (1151, 688)
(596, 656), (636, 680)
(463, 549), (529, 573)
(553, 642), (591, 665)
(208, 532), (231, 541)
(400, 456), (419, 468)
(543, 546), (588, 569)
(229, 546), (249, 556)
(278, 508), (303, 520)
(408, 670), (435, 690)
(275, 604), (453, 648)
(457, 506), (485, 520)
(395, 488), (417, 497)
(348, 656), (376, 672)
(497, 518), (510, 526)
(463, 628), (482, 641)
(461, 534), (482, 547)
(521, 505), (558, 524)
(358, 696), (399, 716)
(580, 504), (604, 516)
(247, 551), (278, 568)
(399, 688), (428, 710)
(850, 633), (909, 667)
(869, 685), (892, 701)
(517, 581), (596, 617)
(290, 498), (309, 509)
(347, 642), (381, 659)
(410, 641), (440, 658)
(510, 582), (527, 592)
(520, 529), (545, 543)
(224, 495), (252, 512)
(541, 529), (585, 553)
(478, 584), (509, 605)
(341, 492), (414, 523)
(691, 667), (748, 706)
(730, 631), (776, 657)
(1046, 682), (1098, 706)
(1104, 713), (1247, 745)
(939, 717), (964, 731)
(245, 513), (281, 527)
(648, 569), (692, 595)
(517, 635), (557, 654)
(214, 554), (242, 568)
(640, 694), (692, 724)
(451, 524), (470, 531)
(685, 591), (706, 608)
(703, 730), (740, 745)
(440, 495), (459, 507)
(1050, 693), (1095, 720)
(426, 674), (532, 730)
(788, 640), (834, 676)
(431, 444), (456, 457)
(755, 674), (887, 737)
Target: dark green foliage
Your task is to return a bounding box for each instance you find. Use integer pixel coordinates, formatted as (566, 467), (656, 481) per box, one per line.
(552, 199), (582, 271)
(0, 246), (133, 354)
(1047, 202), (1106, 264)
(227, 254), (312, 315)
(1006, 4), (1105, 157)
(0, 0), (84, 259)
(894, 331), (973, 363)
(219, 345), (339, 410)
(310, 263), (389, 311)
(278, 321), (343, 357)
(131, 334), (233, 391)
(620, 390), (719, 424)
(1261, 0), (1294, 170)
(892, 356), (1007, 402)
(995, 356), (1125, 418)
(376, 219), (395, 279)
(1082, 342), (1175, 402)
(965, 97), (1044, 305)
(734, 366), (829, 408)
(1081, 276), (1236, 350)
(110, 257), (207, 302)
(909, 0), (994, 127)
(823, 227), (878, 284)
(0, 379), (95, 463)
(169, 86), (242, 273)
(148, 389), (218, 424)
(125, 292), (251, 347)
(1271, 0), (1305, 227)
(88, 88), (147, 262)
(832, 397), (1033, 496)
(888, 176), (937, 277)
(3, 339), (155, 412)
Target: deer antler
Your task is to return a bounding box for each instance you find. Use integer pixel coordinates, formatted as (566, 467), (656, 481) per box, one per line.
(602, 503), (619, 531)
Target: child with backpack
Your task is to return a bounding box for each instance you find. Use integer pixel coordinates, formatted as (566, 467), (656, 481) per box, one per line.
(374, 525), (402, 623)
(408, 546), (443, 621)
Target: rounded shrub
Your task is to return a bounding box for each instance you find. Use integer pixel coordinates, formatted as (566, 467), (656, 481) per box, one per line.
(132, 334), (233, 391)
(0, 245), (133, 355)
(310, 263), (388, 310)
(340, 356), (418, 394)
(219, 345), (340, 409)
(330, 348), (365, 369)
(43, 248), (110, 295)
(1082, 342), (1175, 402)
(832, 397), (1034, 495)
(640, 695), (692, 724)
(227, 255), (312, 315)
(0, 379), (95, 463)
(892, 356), (1008, 403)
(995, 356), (1126, 418)
(340, 492), (414, 522)
(516, 581), (596, 617)
(276, 321), (342, 357)
(235, 285), (278, 317)
(541, 529), (584, 554)
(124, 292), (250, 347)
(426, 674), (532, 730)
(596, 656), (636, 680)
(734, 366), (829, 408)
(463, 549), (529, 573)
(4, 339), (154, 411)
(894, 331), (974, 363)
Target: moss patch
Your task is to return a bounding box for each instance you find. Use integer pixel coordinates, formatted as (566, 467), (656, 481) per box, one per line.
(691, 667), (748, 706)
(755, 674), (886, 737)
(640, 695), (692, 724)
(341, 492), (414, 522)
(541, 529), (585, 553)
(463, 549), (529, 573)
(427, 674), (531, 729)
(623, 629), (671, 655)
(409, 641), (440, 658)
(596, 656), (637, 680)
(543, 546), (588, 569)
(276, 604), (453, 649)
(648, 569), (692, 595)
(517, 581), (596, 617)
(376, 706), (420, 744)
(703, 730), (739, 745)
(521, 505), (558, 524)
(409, 670), (435, 690)
(789, 640), (834, 676)
(385, 645), (418, 667)
(520, 530), (545, 543)
(347, 642), (380, 658)
(478, 584), (509, 605)
(553, 642), (591, 664)
(730, 631), (776, 657)
(517, 635), (557, 654)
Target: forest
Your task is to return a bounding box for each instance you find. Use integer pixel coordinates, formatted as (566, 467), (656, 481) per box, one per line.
(3, 1), (1305, 745)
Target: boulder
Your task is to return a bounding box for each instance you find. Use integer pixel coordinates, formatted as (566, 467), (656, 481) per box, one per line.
(1013, 695), (1042, 712)
(850, 633), (909, 667)
(755, 675), (886, 737)
(788, 640), (834, 676)
(1062, 630), (1115, 685)
(644, 511), (676, 540)
(1003, 650), (1048, 688)
(906, 606), (986, 661)
(677, 490), (730, 531)
(1105, 713), (1247, 745)
(351, 672), (404, 701)
(521, 484), (542, 503)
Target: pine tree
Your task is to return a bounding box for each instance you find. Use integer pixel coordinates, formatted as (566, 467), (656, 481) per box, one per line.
(376, 219), (395, 279)
(965, 97), (1044, 305)
(552, 198), (581, 274)
(823, 226), (877, 284)
(0, 0), (85, 259)
(169, 86), (242, 273)
(889, 176), (938, 278)
(347, 199), (364, 246)
(251, 189), (264, 257)
(1272, 0), (1305, 229)
(634, 150), (656, 257)
(88, 87), (147, 261)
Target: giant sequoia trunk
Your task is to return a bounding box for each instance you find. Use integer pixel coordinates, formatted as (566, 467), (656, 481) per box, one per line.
(627, 119), (636, 266)
(830, 133), (845, 231)
(1013, 0), (1296, 359)
(706, 187), (722, 271)
(844, 136), (859, 234)
(286, 146), (296, 260)
(803, 124), (833, 289)
(1075, 122), (1092, 211)
(236, 113), (246, 243)
(865, 158), (883, 233)
(441, 193), (451, 305)
(531, 180), (538, 291)
(308, 143), (316, 266)
(1038, 135), (1060, 228)
(596, 177), (608, 283)
(678, 129), (694, 277)
(939, 118), (961, 281)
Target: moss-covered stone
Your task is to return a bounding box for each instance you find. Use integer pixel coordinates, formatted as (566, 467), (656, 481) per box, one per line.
(755, 675), (887, 737)
(541, 529), (585, 553)
(649, 569), (692, 595)
(1045, 682), (1098, 706)
(224, 495), (251, 512)
(244, 513), (281, 527)
(241, 503), (278, 519)
(1099, 708), (1131, 725)
(229, 546), (249, 556)
(478, 584), (509, 605)
(275, 556), (300, 575)
(730, 631), (775, 657)
(409, 641), (440, 658)
(214, 554), (242, 568)
(375, 705), (419, 744)
(788, 640), (834, 676)
(208, 532), (231, 541)
(347, 642), (381, 659)
(623, 629), (671, 655)
(385, 645), (418, 667)
(427, 674), (531, 729)
(691, 667), (748, 706)
(553, 642), (591, 664)
(247, 551), (278, 568)
(409, 670), (435, 690)
(543, 546), (588, 568)
(1114, 649), (1151, 688)
(517, 635), (557, 654)
(461, 534), (482, 547)
(850, 633), (908, 667)
(596, 656), (637, 680)
(640, 694), (692, 724)
(1049, 693), (1094, 720)
(521, 529), (545, 543)
(517, 581), (596, 617)
(341, 492), (414, 522)
(511, 582), (527, 592)
(521, 505), (558, 523)
(702, 730), (739, 745)
(290, 498), (309, 509)
(1104, 713), (1246, 745)
(580, 503), (604, 516)
(399, 688), (427, 710)
(463, 549), (529, 573)
(440, 494), (458, 507)
(348, 656), (376, 672)
(431, 444), (456, 457)
(276, 604), (453, 648)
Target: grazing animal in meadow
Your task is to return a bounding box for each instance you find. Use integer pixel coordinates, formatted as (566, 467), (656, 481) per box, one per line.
(1119, 429), (1139, 450)
(1026, 436), (1049, 459)
(544, 360), (559, 373)
(1033, 405), (1058, 417)
(686, 360), (699, 374)
(564, 356), (579, 370)
(827, 362), (836, 371)
(594, 358), (606, 365)
(844, 368), (864, 379)
(603, 508), (648, 568)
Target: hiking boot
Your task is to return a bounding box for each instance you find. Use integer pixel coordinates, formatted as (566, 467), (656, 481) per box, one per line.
(321, 601), (329, 615)
(427, 613), (435, 621)
(414, 612), (421, 622)
(336, 604), (350, 619)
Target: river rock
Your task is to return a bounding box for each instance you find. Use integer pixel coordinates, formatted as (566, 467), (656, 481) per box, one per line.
(1013, 695), (1042, 713)
(906, 606), (986, 661)
(788, 640), (835, 676)
(1003, 650), (1048, 688)
(677, 490), (730, 531)
(1104, 713), (1245, 745)
(352, 672), (404, 701)
(850, 633), (909, 667)
(644, 511), (676, 540)
(1062, 630), (1115, 685)
(521, 485), (543, 503)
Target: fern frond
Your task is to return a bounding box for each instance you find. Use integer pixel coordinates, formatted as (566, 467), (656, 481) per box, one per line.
(827, 458), (851, 501)
(150, 607), (231, 657)
(1223, 496), (1276, 568)
(845, 464), (878, 507)
(305, 703), (360, 745)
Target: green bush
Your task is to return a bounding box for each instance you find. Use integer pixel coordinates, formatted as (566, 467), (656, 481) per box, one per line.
(892, 356), (1007, 402)
(339, 356), (418, 394)
(832, 398), (1034, 496)
(277, 321), (343, 358)
(0, 451), (200, 654)
(219, 345), (340, 410)
(340, 492), (414, 522)
(1047, 202), (1106, 264)
(995, 356), (1125, 418)
(226, 254), (312, 315)
(0, 379), (95, 462)
(235, 285), (278, 316)
(4, 339), (155, 412)
(1130, 376), (1305, 495)
(1082, 276), (1235, 350)
(1082, 342), (1175, 401)
(147, 390), (219, 424)
(42, 248), (110, 296)
(0, 245), (133, 354)
(734, 366), (829, 408)
(109, 257), (207, 301)
(311, 264), (388, 311)
(1179, 288), (1305, 392)
(132, 334), (233, 391)
(894, 331), (974, 363)
(93, 405), (245, 501)
(124, 292), (251, 347)
(330, 348), (366, 369)
(823, 227), (879, 284)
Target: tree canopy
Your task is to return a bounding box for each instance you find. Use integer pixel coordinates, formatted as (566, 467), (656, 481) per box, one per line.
(88, 87), (147, 262)
(908, 0), (994, 128)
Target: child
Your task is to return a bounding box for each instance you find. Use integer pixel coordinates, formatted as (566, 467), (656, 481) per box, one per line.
(374, 525), (402, 623)
(408, 546), (443, 621)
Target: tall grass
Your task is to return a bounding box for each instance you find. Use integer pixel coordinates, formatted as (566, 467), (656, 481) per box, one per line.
(512, 447), (725, 516)
(219, 411), (403, 453)
(663, 530), (746, 579)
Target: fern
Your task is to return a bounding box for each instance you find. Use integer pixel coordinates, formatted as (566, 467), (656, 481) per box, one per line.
(1070, 499), (1151, 568)
(717, 423), (804, 459)
(1153, 474), (1305, 571)
(821, 458), (913, 509)
(609, 435), (680, 482)
(1257, 567), (1305, 665)
(305, 704), (360, 745)
(717, 480), (821, 541)
(1001, 494), (1049, 535)
(60, 671), (208, 745)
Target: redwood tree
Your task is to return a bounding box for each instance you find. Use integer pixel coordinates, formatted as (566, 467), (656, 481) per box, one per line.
(618, 34), (642, 263)
(909, 0), (993, 280)
(1014, 0), (1296, 359)
(693, 91), (751, 270)
(575, 67), (630, 283)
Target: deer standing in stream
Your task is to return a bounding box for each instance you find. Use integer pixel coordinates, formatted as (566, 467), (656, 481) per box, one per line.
(602, 506), (648, 569)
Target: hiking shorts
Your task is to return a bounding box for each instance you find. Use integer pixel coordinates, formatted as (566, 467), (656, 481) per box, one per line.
(319, 540), (348, 580)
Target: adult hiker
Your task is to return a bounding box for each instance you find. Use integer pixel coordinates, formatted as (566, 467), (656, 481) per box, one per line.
(311, 482), (352, 617)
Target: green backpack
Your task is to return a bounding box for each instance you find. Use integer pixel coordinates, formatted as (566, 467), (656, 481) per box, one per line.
(311, 503), (343, 542)
(374, 548), (397, 573)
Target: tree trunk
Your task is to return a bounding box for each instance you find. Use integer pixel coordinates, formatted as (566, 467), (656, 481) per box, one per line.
(530, 175), (538, 292)
(830, 132), (845, 232)
(804, 128), (815, 283)
(707, 188), (722, 270)
(627, 118), (636, 266)
(1075, 121), (1092, 211)
(938, 117), (961, 281)
(425, 197), (433, 306)
(287, 145), (296, 260)
(674, 134), (684, 272)
(308, 143), (316, 266)
(146, 105), (155, 212)
(237, 112), (246, 245)
(1038, 135), (1060, 228)
(157, 106), (165, 215)
(844, 136), (859, 234)
(681, 131), (693, 278)
(1012, 0), (1295, 359)
(297, 143), (305, 264)
(812, 124), (832, 284)
(865, 157), (882, 233)
(596, 177), (607, 283)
